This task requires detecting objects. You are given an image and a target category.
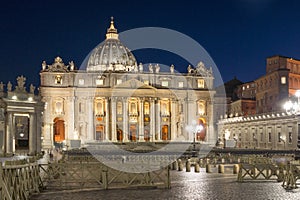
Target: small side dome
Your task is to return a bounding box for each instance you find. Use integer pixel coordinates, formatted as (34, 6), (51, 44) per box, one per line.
(87, 17), (137, 72)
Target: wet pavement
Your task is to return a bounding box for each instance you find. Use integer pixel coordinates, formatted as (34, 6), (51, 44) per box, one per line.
(30, 168), (300, 200)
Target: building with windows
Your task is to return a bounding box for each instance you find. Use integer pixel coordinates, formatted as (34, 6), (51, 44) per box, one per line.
(39, 19), (216, 149)
(0, 76), (43, 155)
(217, 55), (300, 150)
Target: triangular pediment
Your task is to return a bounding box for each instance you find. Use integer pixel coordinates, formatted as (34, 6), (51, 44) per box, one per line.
(114, 79), (157, 90)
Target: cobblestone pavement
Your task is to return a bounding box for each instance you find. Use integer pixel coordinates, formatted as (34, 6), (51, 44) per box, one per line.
(30, 168), (300, 200)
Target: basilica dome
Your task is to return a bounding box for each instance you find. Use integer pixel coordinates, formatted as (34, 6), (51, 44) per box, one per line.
(87, 17), (137, 72)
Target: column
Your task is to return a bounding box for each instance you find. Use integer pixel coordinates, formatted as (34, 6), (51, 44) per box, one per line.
(207, 100), (215, 144)
(170, 99), (177, 141)
(67, 97), (75, 140)
(155, 98), (161, 141)
(123, 98), (129, 142)
(29, 113), (36, 155)
(36, 107), (42, 152)
(6, 112), (13, 153)
(42, 97), (53, 149)
(150, 98), (155, 142)
(87, 97), (94, 141)
(111, 97), (117, 142)
(186, 97), (196, 141)
(105, 98), (110, 141)
(139, 98), (144, 142)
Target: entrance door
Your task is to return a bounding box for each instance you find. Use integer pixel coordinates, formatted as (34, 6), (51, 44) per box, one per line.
(96, 125), (105, 141)
(117, 127), (123, 141)
(129, 125), (137, 142)
(53, 118), (65, 143)
(162, 125), (169, 141)
(15, 116), (29, 150)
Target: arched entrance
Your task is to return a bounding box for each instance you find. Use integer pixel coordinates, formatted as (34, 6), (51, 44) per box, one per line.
(129, 124), (137, 142)
(196, 118), (206, 141)
(96, 125), (105, 141)
(161, 125), (169, 141)
(53, 118), (65, 143)
(117, 126), (123, 141)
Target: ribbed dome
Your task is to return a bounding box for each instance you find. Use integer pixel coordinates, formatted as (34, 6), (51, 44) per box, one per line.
(87, 17), (137, 72)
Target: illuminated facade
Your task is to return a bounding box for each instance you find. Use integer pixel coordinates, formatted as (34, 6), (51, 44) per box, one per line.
(39, 19), (215, 149)
(0, 76), (43, 154)
(217, 112), (300, 150)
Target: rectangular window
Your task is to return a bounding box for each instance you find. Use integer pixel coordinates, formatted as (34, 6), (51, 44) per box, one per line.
(55, 75), (62, 84)
(162, 81), (169, 87)
(178, 81), (184, 88)
(78, 79), (84, 85)
(288, 132), (292, 143)
(197, 79), (205, 88)
(281, 76), (286, 84)
(96, 79), (104, 85)
(278, 132), (281, 142)
(117, 79), (122, 85)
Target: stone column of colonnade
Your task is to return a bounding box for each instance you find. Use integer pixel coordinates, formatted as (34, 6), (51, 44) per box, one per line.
(139, 98), (144, 142)
(6, 112), (13, 153)
(150, 98), (155, 142)
(29, 113), (36, 154)
(155, 98), (161, 141)
(123, 97), (129, 142)
(105, 98), (110, 140)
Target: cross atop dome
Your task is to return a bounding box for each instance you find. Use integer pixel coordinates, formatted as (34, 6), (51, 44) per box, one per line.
(106, 16), (118, 40)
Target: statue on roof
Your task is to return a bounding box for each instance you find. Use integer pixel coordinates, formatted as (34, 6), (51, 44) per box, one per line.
(16, 75), (26, 91)
(42, 61), (47, 70)
(0, 82), (4, 92)
(30, 84), (35, 94)
(155, 64), (160, 73)
(7, 81), (12, 92)
(170, 64), (174, 73)
(139, 63), (143, 72)
(69, 61), (75, 71)
(149, 64), (153, 73)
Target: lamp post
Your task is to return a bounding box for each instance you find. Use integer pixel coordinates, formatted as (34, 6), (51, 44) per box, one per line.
(186, 120), (203, 154)
(280, 135), (286, 150)
(284, 90), (300, 114)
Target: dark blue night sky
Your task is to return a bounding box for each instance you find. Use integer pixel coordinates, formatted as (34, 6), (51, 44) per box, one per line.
(1, 0), (300, 88)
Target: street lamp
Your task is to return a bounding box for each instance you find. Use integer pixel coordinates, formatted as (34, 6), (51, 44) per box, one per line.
(284, 90), (300, 115)
(185, 120), (203, 153)
(280, 135), (286, 150)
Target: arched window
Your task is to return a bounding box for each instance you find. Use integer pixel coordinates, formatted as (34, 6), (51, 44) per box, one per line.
(117, 101), (123, 115)
(96, 102), (103, 115)
(144, 101), (150, 115)
(130, 102), (137, 114)
(198, 101), (205, 115)
(55, 101), (63, 114)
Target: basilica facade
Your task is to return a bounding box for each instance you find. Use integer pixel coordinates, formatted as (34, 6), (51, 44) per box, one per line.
(39, 19), (216, 149)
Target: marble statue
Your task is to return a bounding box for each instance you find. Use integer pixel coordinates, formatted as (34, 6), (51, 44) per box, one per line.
(155, 64), (160, 73)
(139, 63), (143, 72)
(170, 64), (174, 73)
(149, 64), (153, 73)
(17, 76), (26, 90)
(30, 84), (35, 93)
(69, 61), (75, 71)
(42, 61), (47, 70)
(0, 82), (3, 92)
(7, 81), (12, 92)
